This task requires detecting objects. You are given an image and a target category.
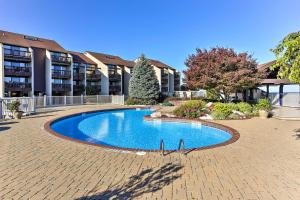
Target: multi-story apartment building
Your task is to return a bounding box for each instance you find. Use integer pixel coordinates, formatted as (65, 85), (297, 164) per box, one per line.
(148, 59), (181, 96)
(0, 30), (180, 97)
(0, 30), (72, 97)
(85, 51), (135, 95)
(69, 51), (101, 95)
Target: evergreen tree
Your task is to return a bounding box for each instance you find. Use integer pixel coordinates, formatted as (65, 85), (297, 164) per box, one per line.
(129, 54), (160, 101)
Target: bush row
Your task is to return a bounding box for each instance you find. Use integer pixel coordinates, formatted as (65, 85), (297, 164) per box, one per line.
(173, 99), (272, 120)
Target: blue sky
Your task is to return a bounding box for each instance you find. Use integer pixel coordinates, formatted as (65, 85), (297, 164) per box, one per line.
(1, 0), (300, 72)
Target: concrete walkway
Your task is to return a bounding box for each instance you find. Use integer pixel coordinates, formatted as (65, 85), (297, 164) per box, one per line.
(0, 105), (299, 199)
(273, 106), (300, 120)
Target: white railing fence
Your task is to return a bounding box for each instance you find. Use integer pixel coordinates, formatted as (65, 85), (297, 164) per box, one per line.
(1, 95), (125, 117)
(174, 90), (206, 99)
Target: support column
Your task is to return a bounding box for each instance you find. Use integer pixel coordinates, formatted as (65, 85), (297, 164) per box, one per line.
(279, 84), (284, 106)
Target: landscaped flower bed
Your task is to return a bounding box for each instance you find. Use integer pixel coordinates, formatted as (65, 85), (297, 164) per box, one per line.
(172, 99), (272, 120)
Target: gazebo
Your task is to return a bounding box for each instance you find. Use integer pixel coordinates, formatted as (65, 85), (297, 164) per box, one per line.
(258, 61), (297, 106)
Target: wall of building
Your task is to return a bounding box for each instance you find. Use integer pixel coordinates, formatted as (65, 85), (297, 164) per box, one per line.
(45, 50), (52, 96)
(0, 43), (4, 97)
(32, 47), (46, 95)
(153, 66), (162, 91)
(123, 66), (131, 96)
(85, 53), (109, 95)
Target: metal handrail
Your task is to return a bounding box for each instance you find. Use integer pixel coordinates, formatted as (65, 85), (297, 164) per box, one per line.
(178, 139), (185, 154)
(160, 139), (165, 156)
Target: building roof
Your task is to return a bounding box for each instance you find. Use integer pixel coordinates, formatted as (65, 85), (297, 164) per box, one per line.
(0, 30), (67, 53)
(261, 79), (291, 85)
(148, 59), (175, 70)
(86, 51), (133, 67)
(257, 60), (276, 72)
(68, 51), (96, 65)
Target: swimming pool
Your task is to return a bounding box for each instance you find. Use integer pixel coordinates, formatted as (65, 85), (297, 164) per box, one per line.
(49, 108), (236, 151)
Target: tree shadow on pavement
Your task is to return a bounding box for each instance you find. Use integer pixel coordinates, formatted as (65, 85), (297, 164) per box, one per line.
(76, 162), (183, 200)
(293, 128), (300, 140)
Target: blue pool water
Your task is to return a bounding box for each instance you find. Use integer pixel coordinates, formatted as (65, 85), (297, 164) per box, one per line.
(50, 109), (232, 151)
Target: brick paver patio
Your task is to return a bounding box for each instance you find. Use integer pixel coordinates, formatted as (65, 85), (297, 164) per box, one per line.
(0, 105), (299, 199)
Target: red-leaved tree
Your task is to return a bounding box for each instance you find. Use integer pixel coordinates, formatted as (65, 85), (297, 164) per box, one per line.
(184, 47), (261, 102)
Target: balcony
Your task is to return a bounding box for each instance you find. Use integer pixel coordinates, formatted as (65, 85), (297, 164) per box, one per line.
(73, 72), (85, 81)
(109, 73), (121, 82)
(52, 83), (71, 92)
(4, 66), (31, 77)
(86, 73), (101, 81)
(161, 87), (168, 93)
(73, 84), (85, 92)
(161, 72), (169, 79)
(109, 85), (121, 92)
(4, 48), (31, 62)
(5, 82), (31, 92)
(52, 70), (71, 79)
(174, 79), (180, 85)
(161, 79), (168, 85)
(51, 55), (72, 65)
(86, 85), (101, 95)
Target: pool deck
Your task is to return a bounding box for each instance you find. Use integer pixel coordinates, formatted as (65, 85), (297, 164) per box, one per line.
(0, 105), (299, 199)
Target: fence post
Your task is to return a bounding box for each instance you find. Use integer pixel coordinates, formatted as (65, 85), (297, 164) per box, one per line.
(43, 95), (47, 107)
(64, 96), (67, 105)
(122, 95), (125, 105)
(97, 95), (99, 104)
(81, 94), (84, 104)
(32, 96), (35, 112)
(0, 99), (2, 119)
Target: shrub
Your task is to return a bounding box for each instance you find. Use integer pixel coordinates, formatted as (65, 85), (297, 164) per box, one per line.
(228, 113), (241, 120)
(255, 98), (272, 111)
(125, 97), (157, 105)
(173, 100), (206, 118)
(9, 100), (21, 112)
(161, 102), (174, 106)
(211, 111), (227, 120)
(236, 102), (253, 115)
(212, 103), (237, 118)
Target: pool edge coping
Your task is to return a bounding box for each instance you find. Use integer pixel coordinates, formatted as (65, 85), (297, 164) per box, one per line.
(44, 107), (240, 153)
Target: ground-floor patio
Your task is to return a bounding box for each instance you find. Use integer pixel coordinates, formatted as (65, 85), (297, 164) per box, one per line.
(0, 105), (299, 199)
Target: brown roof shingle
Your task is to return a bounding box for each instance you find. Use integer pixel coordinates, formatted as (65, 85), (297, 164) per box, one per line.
(68, 51), (96, 65)
(0, 30), (67, 53)
(86, 51), (133, 67)
(148, 59), (175, 70)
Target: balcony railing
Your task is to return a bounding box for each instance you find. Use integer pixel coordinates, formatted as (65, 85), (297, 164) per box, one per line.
(51, 55), (72, 65)
(109, 74), (121, 81)
(73, 84), (85, 92)
(4, 66), (31, 77)
(86, 85), (101, 95)
(161, 87), (168, 92)
(52, 83), (71, 92)
(86, 73), (101, 81)
(5, 82), (32, 92)
(161, 79), (168, 85)
(73, 72), (85, 81)
(109, 85), (121, 92)
(4, 48), (31, 62)
(161, 72), (169, 79)
(52, 70), (71, 79)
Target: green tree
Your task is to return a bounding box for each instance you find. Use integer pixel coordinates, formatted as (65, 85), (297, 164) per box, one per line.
(271, 31), (300, 83)
(129, 54), (160, 101)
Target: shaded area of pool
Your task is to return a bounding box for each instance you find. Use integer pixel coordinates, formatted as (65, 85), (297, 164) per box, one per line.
(50, 109), (233, 151)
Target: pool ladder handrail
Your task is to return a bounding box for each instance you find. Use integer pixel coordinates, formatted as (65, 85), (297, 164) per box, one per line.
(178, 139), (186, 155)
(160, 139), (165, 156)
